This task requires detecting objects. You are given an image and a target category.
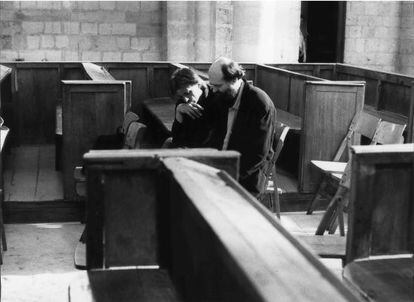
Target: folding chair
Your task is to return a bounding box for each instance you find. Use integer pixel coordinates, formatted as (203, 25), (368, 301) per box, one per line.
(259, 122), (290, 218)
(313, 118), (406, 236)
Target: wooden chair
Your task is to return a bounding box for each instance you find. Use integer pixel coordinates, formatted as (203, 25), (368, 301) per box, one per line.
(314, 119), (406, 236)
(259, 122), (290, 218)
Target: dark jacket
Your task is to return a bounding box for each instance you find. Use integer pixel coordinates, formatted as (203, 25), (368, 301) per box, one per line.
(207, 80), (277, 196)
(171, 87), (215, 148)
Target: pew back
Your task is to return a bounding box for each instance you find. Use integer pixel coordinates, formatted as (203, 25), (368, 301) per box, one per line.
(84, 149), (240, 268)
(62, 81), (131, 200)
(346, 144), (414, 264)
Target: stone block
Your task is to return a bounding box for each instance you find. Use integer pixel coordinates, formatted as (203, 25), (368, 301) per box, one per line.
(99, 24), (112, 35)
(18, 50), (45, 61)
(400, 17), (414, 29)
(82, 51), (102, 61)
(62, 1), (77, 10)
(136, 24), (161, 37)
(112, 23), (136, 35)
(116, 37), (130, 49)
(81, 23), (98, 34)
(71, 11), (125, 22)
(27, 35), (40, 49)
(142, 52), (161, 61)
(96, 36), (118, 51)
(346, 25), (362, 38)
(140, 1), (161, 12)
(63, 22), (80, 34)
(20, 1), (37, 9)
(100, 1), (116, 10)
(44, 50), (62, 61)
(78, 1), (100, 10)
(22, 22), (44, 34)
(131, 37), (151, 51)
(0, 50), (19, 61)
(44, 22), (62, 34)
(0, 35), (12, 49)
(400, 30), (414, 40)
(41, 35), (54, 48)
(55, 35), (69, 48)
(0, 1), (14, 9)
(37, 1), (61, 10)
(63, 51), (80, 61)
(349, 2), (366, 15)
(116, 1), (139, 11)
(1, 10), (16, 22)
(122, 52), (141, 61)
(12, 35), (26, 49)
(102, 52), (122, 61)
(69, 36), (94, 51)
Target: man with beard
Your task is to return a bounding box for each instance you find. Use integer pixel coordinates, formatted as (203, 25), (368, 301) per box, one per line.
(206, 57), (277, 197)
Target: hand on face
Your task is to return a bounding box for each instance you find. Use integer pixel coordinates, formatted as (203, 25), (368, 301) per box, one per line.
(175, 102), (204, 122)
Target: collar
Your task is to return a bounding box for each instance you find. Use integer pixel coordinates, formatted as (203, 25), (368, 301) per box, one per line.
(230, 80), (244, 110)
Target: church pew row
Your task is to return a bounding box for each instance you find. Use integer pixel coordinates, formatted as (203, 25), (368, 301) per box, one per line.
(342, 144), (414, 301)
(68, 149), (359, 302)
(254, 64), (366, 192)
(269, 63), (414, 143)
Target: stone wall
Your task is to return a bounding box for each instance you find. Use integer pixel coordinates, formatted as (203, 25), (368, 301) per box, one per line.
(0, 0), (301, 63)
(344, 1), (414, 76)
(0, 1), (163, 61)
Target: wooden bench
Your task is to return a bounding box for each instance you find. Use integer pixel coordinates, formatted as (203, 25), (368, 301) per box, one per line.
(69, 149), (359, 301)
(269, 63), (414, 143)
(342, 144), (414, 301)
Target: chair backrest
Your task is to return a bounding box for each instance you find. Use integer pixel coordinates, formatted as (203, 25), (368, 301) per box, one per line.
(263, 122), (290, 179)
(333, 111), (381, 161)
(123, 121), (148, 149)
(122, 111), (139, 134)
(372, 120), (406, 145)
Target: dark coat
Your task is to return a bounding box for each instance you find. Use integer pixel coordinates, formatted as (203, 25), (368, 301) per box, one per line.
(171, 87), (215, 148)
(207, 80), (277, 196)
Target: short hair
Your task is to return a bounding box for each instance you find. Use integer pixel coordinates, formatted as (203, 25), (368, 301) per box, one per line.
(170, 68), (201, 95)
(221, 60), (245, 82)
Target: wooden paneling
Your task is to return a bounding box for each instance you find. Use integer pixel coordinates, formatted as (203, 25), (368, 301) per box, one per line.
(346, 144), (414, 264)
(408, 82), (414, 142)
(299, 82), (365, 192)
(84, 149), (240, 269)
(62, 81), (129, 201)
(255, 64), (325, 115)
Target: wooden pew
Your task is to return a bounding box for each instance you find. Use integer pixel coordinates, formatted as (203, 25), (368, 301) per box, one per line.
(269, 63), (414, 143)
(255, 64), (366, 192)
(342, 144), (414, 301)
(69, 150), (359, 302)
(61, 81), (131, 201)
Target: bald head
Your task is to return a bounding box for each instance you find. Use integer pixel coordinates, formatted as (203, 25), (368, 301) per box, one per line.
(208, 57), (245, 96)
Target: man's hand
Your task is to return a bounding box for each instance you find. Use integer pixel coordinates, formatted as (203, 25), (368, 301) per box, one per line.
(176, 102), (204, 123)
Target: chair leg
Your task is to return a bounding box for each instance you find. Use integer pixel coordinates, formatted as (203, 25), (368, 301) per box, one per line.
(328, 187), (348, 236)
(315, 191), (341, 235)
(271, 171), (281, 219)
(307, 179), (328, 215)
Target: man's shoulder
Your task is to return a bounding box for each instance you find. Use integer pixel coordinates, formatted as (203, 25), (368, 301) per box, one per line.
(243, 83), (275, 111)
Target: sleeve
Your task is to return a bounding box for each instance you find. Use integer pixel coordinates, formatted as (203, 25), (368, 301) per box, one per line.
(240, 99), (276, 181)
(171, 99), (188, 148)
